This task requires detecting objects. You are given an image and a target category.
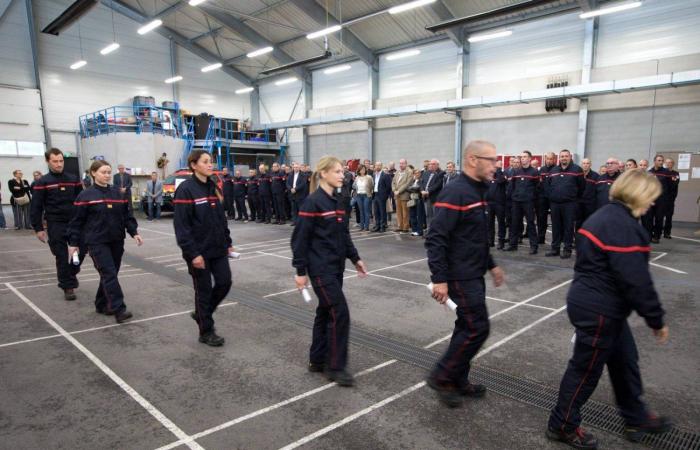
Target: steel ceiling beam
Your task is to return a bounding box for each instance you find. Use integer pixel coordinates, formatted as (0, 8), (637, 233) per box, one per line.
(428, 0), (462, 46)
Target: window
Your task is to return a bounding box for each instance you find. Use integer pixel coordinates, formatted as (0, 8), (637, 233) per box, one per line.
(0, 140), (45, 157)
(0, 141), (16, 156)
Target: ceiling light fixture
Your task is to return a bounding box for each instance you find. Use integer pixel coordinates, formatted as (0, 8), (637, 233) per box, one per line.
(189, 0), (207, 6)
(100, 42), (120, 55)
(579, 1), (641, 19)
(164, 75), (183, 84)
(236, 87), (255, 94)
(307, 25), (341, 40)
(323, 64), (352, 75)
(385, 49), (420, 61)
(275, 77), (298, 86)
(389, 0), (436, 15)
(247, 46), (274, 58)
(138, 19), (162, 35)
(468, 30), (513, 43)
(201, 62), (222, 72)
(70, 60), (87, 70)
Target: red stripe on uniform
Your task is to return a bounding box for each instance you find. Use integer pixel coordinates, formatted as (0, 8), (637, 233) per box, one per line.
(578, 228), (651, 253)
(434, 201), (487, 212)
(74, 199), (128, 206)
(34, 182), (82, 190)
(553, 172), (583, 176)
(298, 210), (342, 217)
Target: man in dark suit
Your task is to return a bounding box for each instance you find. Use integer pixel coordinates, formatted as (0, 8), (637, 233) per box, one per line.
(371, 161), (391, 232)
(112, 164), (133, 202)
(442, 161), (458, 187)
(421, 159), (443, 229)
(286, 162), (309, 224)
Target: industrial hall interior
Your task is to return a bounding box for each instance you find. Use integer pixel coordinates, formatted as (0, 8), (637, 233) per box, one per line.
(1, 0), (699, 449)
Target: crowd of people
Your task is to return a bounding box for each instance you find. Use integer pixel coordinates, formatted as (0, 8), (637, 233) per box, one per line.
(218, 151), (681, 253)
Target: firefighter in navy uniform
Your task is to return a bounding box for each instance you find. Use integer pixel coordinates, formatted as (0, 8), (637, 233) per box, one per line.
(425, 141), (505, 408)
(174, 150), (233, 347)
(595, 158), (620, 210)
(247, 169), (259, 222)
(258, 164), (273, 224)
(506, 151), (540, 254)
(577, 158), (599, 232)
(503, 156), (519, 247)
(537, 152), (557, 244)
(647, 155), (673, 244)
(221, 167), (234, 219)
(662, 158), (680, 239)
(31, 148), (87, 301)
(291, 156), (368, 387)
(547, 169), (671, 449)
(270, 162), (287, 225)
(546, 149), (584, 259)
(487, 161), (507, 249)
(232, 169), (248, 222)
(67, 160), (143, 323)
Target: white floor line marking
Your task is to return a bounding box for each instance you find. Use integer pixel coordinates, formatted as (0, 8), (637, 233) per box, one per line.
(0, 272), (151, 292)
(0, 266), (58, 275)
(0, 302), (239, 350)
(4, 283), (205, 450)
(276, 297), (570, 450)
(0, 268), (144, 286)
(649, 262), (687, 274)
(154, 359), (402, 450)
(147, 253), (182, 260)
(0, 270), (64, 280)
(3, 248), (55, 253)
(138, 227), (176, 237)
(0, 266), (135, 282)
(256, 251), (292, 260)
(650, 252), (667, 262)
(671, 235), (700, 243)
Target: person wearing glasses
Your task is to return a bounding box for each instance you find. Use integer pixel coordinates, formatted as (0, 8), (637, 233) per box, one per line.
(425, 140), (505, 408)
(596, 158), (621, 210)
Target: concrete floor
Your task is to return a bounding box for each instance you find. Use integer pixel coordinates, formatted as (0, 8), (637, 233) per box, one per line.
(0, 210), (698, 450)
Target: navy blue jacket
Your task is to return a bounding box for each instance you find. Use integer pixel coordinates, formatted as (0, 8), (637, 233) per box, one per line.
(232, 176), (247, 197)
(372, 171), (392, 201)
(595, 171), (620, 209)
(247, 176), (259, 196)
(291, 187), (360, 277)
(509, 167), (540, 202)
(271, 171), (286, 195)
(569, 201), (664, 329)
(581, 170), (599, 204)
(548, 163), (585, 203)
(486, 168), (506, 204)
(112, 172), (132, 191)
(538, 164), (556, 199)
(67, 185), (138, 246)
(222, 174), (234, 198)
(258, 173), (272, 196)
(30, 170), (83, 230)
(425, 173), (496, 283)
(648, 167), (674, 201)
(286, 171), (309, 200)
(668, 170), (680, 200)
(173, 175), (231, 261)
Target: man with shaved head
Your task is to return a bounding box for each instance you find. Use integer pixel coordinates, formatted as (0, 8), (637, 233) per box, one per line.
(546, 149), (584, 259)
(420, 158), (443, 228)
(426, 140), (505, 407)
(596, 157), (620, 210)
(506, 150), (540, 254)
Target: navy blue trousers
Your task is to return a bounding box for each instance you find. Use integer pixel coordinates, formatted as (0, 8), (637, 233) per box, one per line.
(188, 255), (232, 335)
(551, 202), (577, 252)
(510, 201), (538, 249)
(310, 273), (350, 371)
(488, 202), (506, 245)
(47, 220), (86, 290)
(89, 241), (125, 314)
(430, 278), (490, 386)
(549, 304), (649, 433)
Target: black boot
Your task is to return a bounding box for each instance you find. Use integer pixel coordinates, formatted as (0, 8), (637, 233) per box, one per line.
(546, 249), (560, 257)
(199, 331), (225, 347)
(624, 415), (672, 442)
(560, 249), (572, 259)
(115, 309), (133, 324)
(325, 369), (354, 387)
(546, 427), (598, 449)
(308, 362), (325, 373)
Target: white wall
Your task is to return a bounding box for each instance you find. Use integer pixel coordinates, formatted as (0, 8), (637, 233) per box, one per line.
(259, 77), (304, 145)
(374, 123), (455, 166)
(312, 61), (369, 110)
(0, 0), (34, 88)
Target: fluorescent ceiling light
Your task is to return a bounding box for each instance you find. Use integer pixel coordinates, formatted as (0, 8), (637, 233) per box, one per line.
(247, 46), (273, 58)
(468, 30), (513, 43)
(388, 0), (436, 14)
(275, 77), (298, 86)
(70, 60), (87, 70)
(164, 75), (183, 84)
(236, 87), (254, 94)
(138, 19), (162, 35)
(201, 62), (222, 72)
(385, 49), (420, 61)
(580, 1), (641, 19)
(324, 64), (352, 75)
(189, 0), (207, 5)
(307, 24), (341, 40)
(100, 42), (120, 55)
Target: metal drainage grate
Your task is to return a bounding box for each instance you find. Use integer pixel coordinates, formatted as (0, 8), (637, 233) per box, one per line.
(124, 253), (700, 450)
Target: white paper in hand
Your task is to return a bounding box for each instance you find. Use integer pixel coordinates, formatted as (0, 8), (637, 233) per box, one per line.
(427, 282), (457, 312)
(300, 287), (312, 303)
(228, 251), (241, 259)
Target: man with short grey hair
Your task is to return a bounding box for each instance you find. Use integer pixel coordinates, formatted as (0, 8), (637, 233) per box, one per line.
(421, 159), (443, 227)
(113, 164), (132, 202)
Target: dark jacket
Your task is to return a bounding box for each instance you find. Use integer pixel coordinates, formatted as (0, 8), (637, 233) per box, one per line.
(112, 172), (133, 191)
(258, 172), (272, 196)
(247, 176), (259, 196)
(372, 171), (392, 201)
(232, 176), (247, 197)
(30, 170), (83, 231)
(8, 178), (31, 206)
(222, 174), (234, 198)
(425, 173), (496, 283)
(581, 170), (599, 204)
(486, 168), (507, 204)
(271, 171), (286, 195)
(67, 184), (138, 246)
(538, 164), (556, 199)
(442, 172), (458, 188)
(286, 171), (309, 200)
(648, 167), (674, 201)
(569, 201), (664, 330)
(595, 171), (620, 209)
(291, 187), (360, 277)
(420, 169), (443, 202)
(548, 163), (585, 203)
(504, 167), (516, 200)
(668, 170), (680, 200)
(509, 167), (539, 202)
(173, 175), (231, 261)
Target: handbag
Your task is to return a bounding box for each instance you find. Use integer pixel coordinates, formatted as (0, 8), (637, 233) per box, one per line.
(15, 194), (30, 206)
(407, 199), (416, 208)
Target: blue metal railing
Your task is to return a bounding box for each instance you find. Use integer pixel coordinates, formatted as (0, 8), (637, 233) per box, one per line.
(79, 105), (185, 139)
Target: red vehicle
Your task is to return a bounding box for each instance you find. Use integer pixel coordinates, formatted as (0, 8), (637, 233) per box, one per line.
(141, 168), (226, 213)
